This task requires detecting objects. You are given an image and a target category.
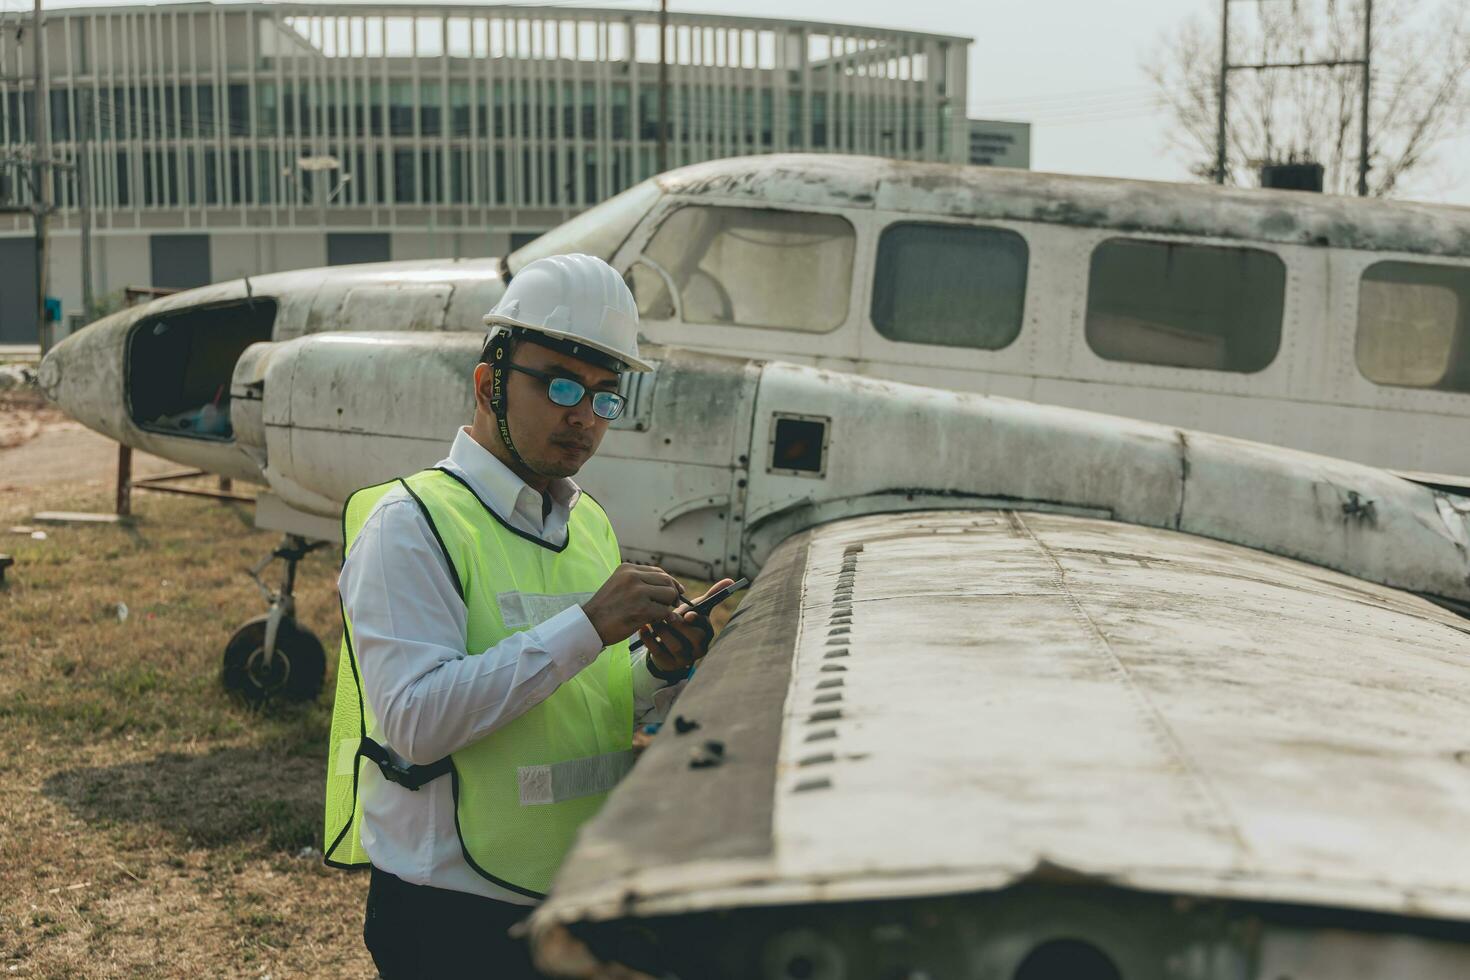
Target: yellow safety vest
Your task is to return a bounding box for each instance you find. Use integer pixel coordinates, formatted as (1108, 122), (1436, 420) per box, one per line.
(323, 467), (634, 899)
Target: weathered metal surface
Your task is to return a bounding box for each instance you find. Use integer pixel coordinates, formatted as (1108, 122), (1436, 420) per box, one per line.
(533, 509), (1470, 931)
(193, 335), (1470, 605)
(657, 154), (1470, 257)
(36, 258), (507, 481)
(625, 157), (1470, 479)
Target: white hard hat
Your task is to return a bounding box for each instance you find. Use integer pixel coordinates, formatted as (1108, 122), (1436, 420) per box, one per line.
(483, 253), (652, 372)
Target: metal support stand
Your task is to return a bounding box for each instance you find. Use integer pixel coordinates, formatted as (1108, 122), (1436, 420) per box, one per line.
(116, 444), (132, 516)
(131, 469), (254, 503)
(113, 441), (255, 511)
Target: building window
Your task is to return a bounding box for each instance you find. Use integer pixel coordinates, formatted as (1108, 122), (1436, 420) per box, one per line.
(390, 82), (415, 136)
(635, 205), (855, 332)
(393, 150), (416, 204)
(1356, 260), (1470, 393)
(1085, 238), (1285, 373)
(871, 222), (1027, 350)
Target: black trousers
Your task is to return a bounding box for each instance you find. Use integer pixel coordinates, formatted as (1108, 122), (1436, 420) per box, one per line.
(364, 867), (541, 979)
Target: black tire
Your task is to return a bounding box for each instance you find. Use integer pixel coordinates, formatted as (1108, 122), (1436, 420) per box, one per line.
(222, 614), (326, 706)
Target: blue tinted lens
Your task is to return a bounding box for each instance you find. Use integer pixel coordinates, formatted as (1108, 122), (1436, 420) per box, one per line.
(591, 391), (625, 420)
(546, 377), (585, 407)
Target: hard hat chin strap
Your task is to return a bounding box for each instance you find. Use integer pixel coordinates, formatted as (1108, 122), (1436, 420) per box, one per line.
(486, 332), (531, 470)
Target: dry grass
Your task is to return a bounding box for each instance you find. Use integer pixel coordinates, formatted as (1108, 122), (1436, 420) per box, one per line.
(0, 482), (373, 978)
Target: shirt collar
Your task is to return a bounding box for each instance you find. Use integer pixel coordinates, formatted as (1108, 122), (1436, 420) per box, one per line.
(444, 427), (582, 521)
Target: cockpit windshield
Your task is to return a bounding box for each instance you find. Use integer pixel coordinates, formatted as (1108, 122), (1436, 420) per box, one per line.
(507, 181), (663, 274)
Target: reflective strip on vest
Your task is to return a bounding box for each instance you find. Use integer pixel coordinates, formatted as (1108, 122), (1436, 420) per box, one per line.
(517, 749), (636, 806)
(497, 590), (597, 630)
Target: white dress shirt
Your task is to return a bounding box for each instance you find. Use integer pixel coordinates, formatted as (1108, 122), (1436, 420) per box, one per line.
(338, 427), (679, 904)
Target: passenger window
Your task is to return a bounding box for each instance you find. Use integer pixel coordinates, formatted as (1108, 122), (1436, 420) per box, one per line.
(871, 222), (1027, 350)
(1085, 239), (1285, 373)
(636, 206), (855, 332)
(1356, 261), (1470, 393)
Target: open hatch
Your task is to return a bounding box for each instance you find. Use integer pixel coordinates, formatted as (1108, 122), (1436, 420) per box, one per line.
(126, 298), (278, 441)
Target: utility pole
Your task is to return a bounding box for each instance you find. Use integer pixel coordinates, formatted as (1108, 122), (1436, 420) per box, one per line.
(1215, 0), (1229, 184)
(78, 96), (93, 318)
(1215, 0), (1373, 195)
(1358, 0), (1372, 197)
(32, 0), (49, 347)
(657, 0), (668, 174)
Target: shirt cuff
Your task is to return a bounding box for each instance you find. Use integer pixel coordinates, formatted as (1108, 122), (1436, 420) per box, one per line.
(632, 649), (689, 723)
(631, 648), (674, 703)
(543, 604), (607, 682)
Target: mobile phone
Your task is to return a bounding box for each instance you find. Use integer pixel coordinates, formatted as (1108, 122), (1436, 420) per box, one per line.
(629, 578), (749, 652)
(684, 577), (749, 618)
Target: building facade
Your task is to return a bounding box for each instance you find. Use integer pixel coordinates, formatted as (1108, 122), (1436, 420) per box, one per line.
(0, 2), (970, 342)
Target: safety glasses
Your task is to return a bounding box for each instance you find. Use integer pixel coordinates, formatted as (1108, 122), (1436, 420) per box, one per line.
(506, 363), (626, 420)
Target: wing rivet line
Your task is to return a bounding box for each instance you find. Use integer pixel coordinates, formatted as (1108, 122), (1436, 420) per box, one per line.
(1009, 511), (1248, 856)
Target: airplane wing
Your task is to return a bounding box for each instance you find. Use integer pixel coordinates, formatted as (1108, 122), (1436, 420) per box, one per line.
(530, 508), (1470, 979)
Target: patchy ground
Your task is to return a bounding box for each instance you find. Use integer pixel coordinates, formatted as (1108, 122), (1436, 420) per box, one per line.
(0, 481), (373, 978)
(0, 388), (175, 489)
(0, 386), (66, 452)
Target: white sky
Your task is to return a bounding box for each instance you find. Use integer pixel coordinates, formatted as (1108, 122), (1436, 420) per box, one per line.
(19, 0), (1470, 206)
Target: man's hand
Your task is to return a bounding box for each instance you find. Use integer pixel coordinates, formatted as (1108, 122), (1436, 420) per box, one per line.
(643, 578), (737, 677)
(583, 563), (685, 647)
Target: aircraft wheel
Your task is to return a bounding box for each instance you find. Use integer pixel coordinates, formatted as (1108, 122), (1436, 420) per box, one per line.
(221, 614), (326, 705)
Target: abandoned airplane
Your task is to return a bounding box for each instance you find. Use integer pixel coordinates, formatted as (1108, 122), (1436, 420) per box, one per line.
(33, 156), (1470, 978)
(39, 153), (1470, 490)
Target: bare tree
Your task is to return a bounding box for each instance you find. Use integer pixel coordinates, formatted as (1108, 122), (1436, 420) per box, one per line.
(1147, 0), (1470, 196)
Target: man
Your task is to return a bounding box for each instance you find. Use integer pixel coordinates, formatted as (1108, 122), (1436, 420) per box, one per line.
(322, 253), (732, 978)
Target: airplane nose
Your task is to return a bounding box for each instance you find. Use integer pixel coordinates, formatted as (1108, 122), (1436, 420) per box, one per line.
(38, 311), (131, 444)
(36, 342), (62, 400)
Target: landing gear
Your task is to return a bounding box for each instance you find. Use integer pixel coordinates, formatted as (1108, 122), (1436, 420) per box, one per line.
(222, 535), (328, 705)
